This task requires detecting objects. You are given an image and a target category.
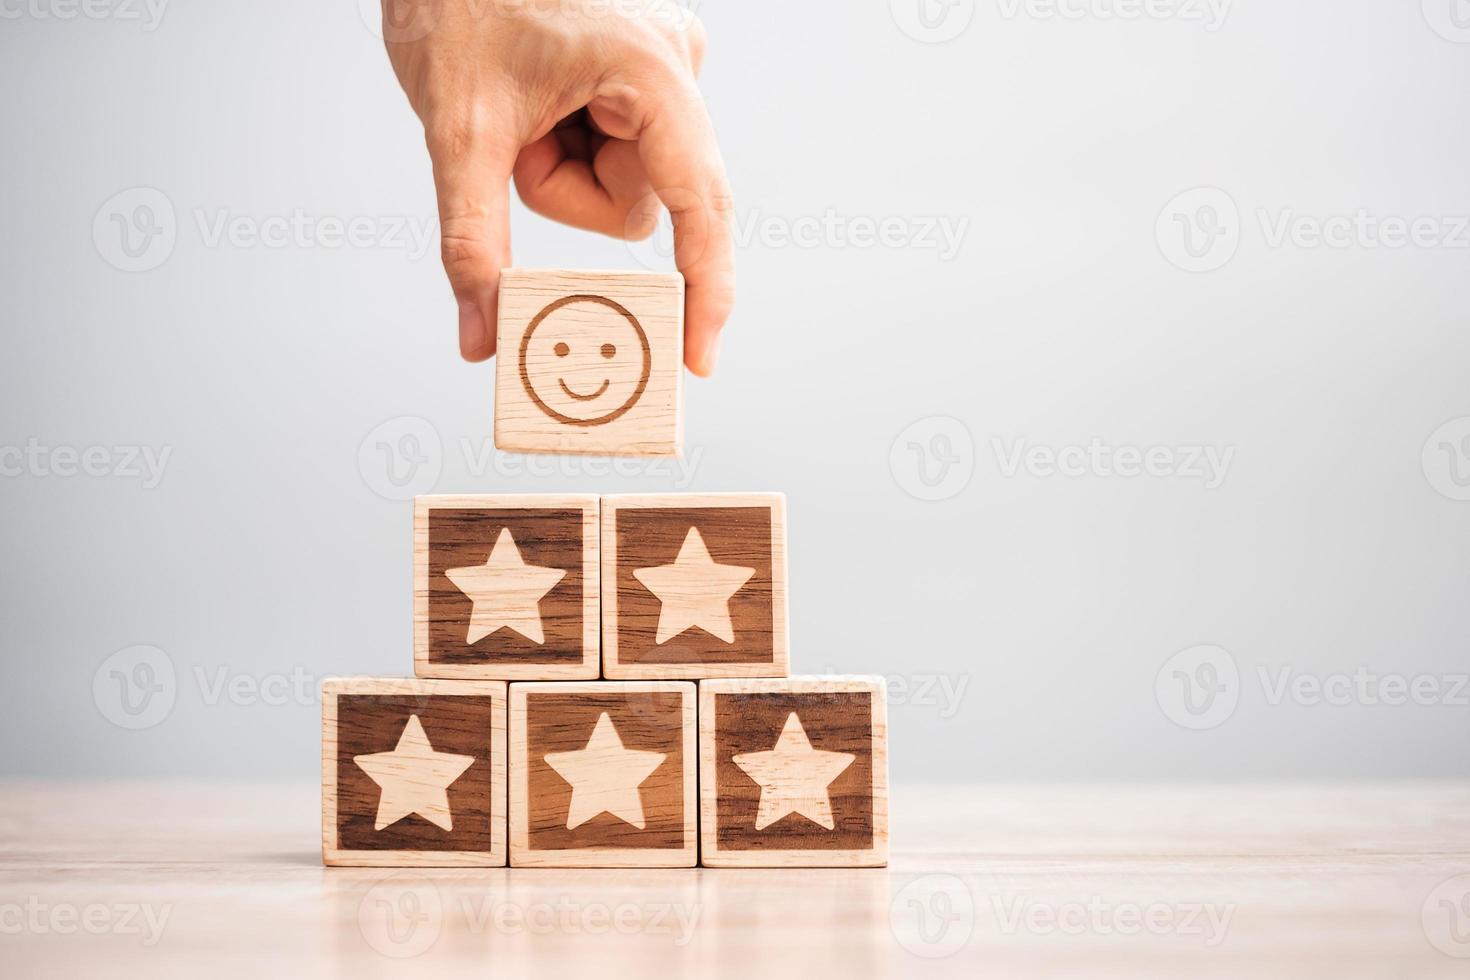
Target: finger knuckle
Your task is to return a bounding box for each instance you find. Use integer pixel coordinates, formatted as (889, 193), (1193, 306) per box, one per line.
(622, 204), (661, 241)
(439, 226), (491, 285)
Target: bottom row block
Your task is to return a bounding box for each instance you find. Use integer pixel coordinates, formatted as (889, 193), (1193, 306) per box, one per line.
(322, 677), (887, 868)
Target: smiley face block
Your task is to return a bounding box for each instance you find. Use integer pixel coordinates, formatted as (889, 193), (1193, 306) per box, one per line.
(601, 493), (789, 680)
(510, 681), (696, 867)
(699, 677), (888, 867)
(322, 677), (507, 867)
(495, 268), (684, 457)
(414, 494), (599, 680)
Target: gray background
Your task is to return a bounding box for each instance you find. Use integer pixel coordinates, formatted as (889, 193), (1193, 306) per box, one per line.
(2, 0), (1467, 782)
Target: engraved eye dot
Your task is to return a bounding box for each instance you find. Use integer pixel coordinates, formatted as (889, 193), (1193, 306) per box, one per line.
(601, 343), (616, 359)
(554, 342), (570, 357)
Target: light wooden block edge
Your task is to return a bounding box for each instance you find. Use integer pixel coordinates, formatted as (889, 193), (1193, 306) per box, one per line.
(600, 492), (791, 680)
(322, 676), (508, 867)
(493, 268), (685, 459)
(698, 676), (889, 868)
(509, 680), (697, 868)
(413, 494), (601, 681)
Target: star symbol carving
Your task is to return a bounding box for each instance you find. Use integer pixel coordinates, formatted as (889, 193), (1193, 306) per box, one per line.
(543, 712), (666, 830)
(732, 712), (856, 831)
(632, 526), (755, 644)
(445, 526), (567, 645)
(353, 714), (477, 832)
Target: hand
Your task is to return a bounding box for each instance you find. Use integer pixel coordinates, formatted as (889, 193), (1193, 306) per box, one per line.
(379, 0), (735, 375)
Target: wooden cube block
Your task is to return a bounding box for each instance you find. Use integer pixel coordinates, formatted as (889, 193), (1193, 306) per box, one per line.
(699, 677), (888, 867)
(601, 493), (789, 680)
(322, 677), (507, 867)
(509, 681), (696, 867)
(495, 268), (684, 457)
(414, 494), (599, 680)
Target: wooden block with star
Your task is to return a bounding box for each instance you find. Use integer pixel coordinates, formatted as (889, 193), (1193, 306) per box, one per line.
(322, 677), (507, 867)
(509, 680), (696, 867)
(414, 494), (599, 680)
(600, 493), (789, 680)
(699, 676), (888, 867)
(495, 268), (684, 457)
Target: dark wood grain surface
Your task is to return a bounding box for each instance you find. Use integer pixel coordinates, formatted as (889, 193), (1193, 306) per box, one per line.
(615, 506), (774, 665)
(713, 691), (874, 851)
(335, 694), (499, 852)
(427, 507), (586, 665)
(525, 690), (687, 850)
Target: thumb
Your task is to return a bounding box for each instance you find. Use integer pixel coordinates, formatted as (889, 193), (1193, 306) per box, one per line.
(425, 113), (518, 361)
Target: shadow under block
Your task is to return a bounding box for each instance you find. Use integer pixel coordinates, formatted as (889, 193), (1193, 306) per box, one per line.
(601, 493), (789, 680)
(414, 494), (599, 680)
(322, 677), (507, 867)
(510, 681), (697, 867)
(699, 677), (889, 867)
(494, 268), (684, 457)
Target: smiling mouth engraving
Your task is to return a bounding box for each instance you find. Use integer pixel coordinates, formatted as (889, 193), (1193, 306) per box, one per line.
(558, 377), (610, 401)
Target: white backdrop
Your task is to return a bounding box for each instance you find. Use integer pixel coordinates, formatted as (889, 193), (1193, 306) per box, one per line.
(1, 0), (1468, 781)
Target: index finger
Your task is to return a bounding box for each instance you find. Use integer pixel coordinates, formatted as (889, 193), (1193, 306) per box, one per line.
(635, 74), (735, 377)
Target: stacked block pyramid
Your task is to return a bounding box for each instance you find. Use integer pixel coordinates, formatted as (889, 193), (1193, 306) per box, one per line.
(322, 271), (888, 869)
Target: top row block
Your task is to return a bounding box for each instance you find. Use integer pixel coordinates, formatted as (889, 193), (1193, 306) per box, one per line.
(495, 269), (684, 458)
(414, 493), (789, 681)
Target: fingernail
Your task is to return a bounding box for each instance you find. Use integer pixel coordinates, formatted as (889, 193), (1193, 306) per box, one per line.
(458, 300), (487, 357)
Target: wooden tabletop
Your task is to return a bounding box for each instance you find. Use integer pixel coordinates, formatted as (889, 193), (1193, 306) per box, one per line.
(1, 781), (1467, 977)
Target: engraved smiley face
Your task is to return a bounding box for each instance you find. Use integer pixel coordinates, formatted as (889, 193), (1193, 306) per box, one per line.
(517, 294), (653, 427)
